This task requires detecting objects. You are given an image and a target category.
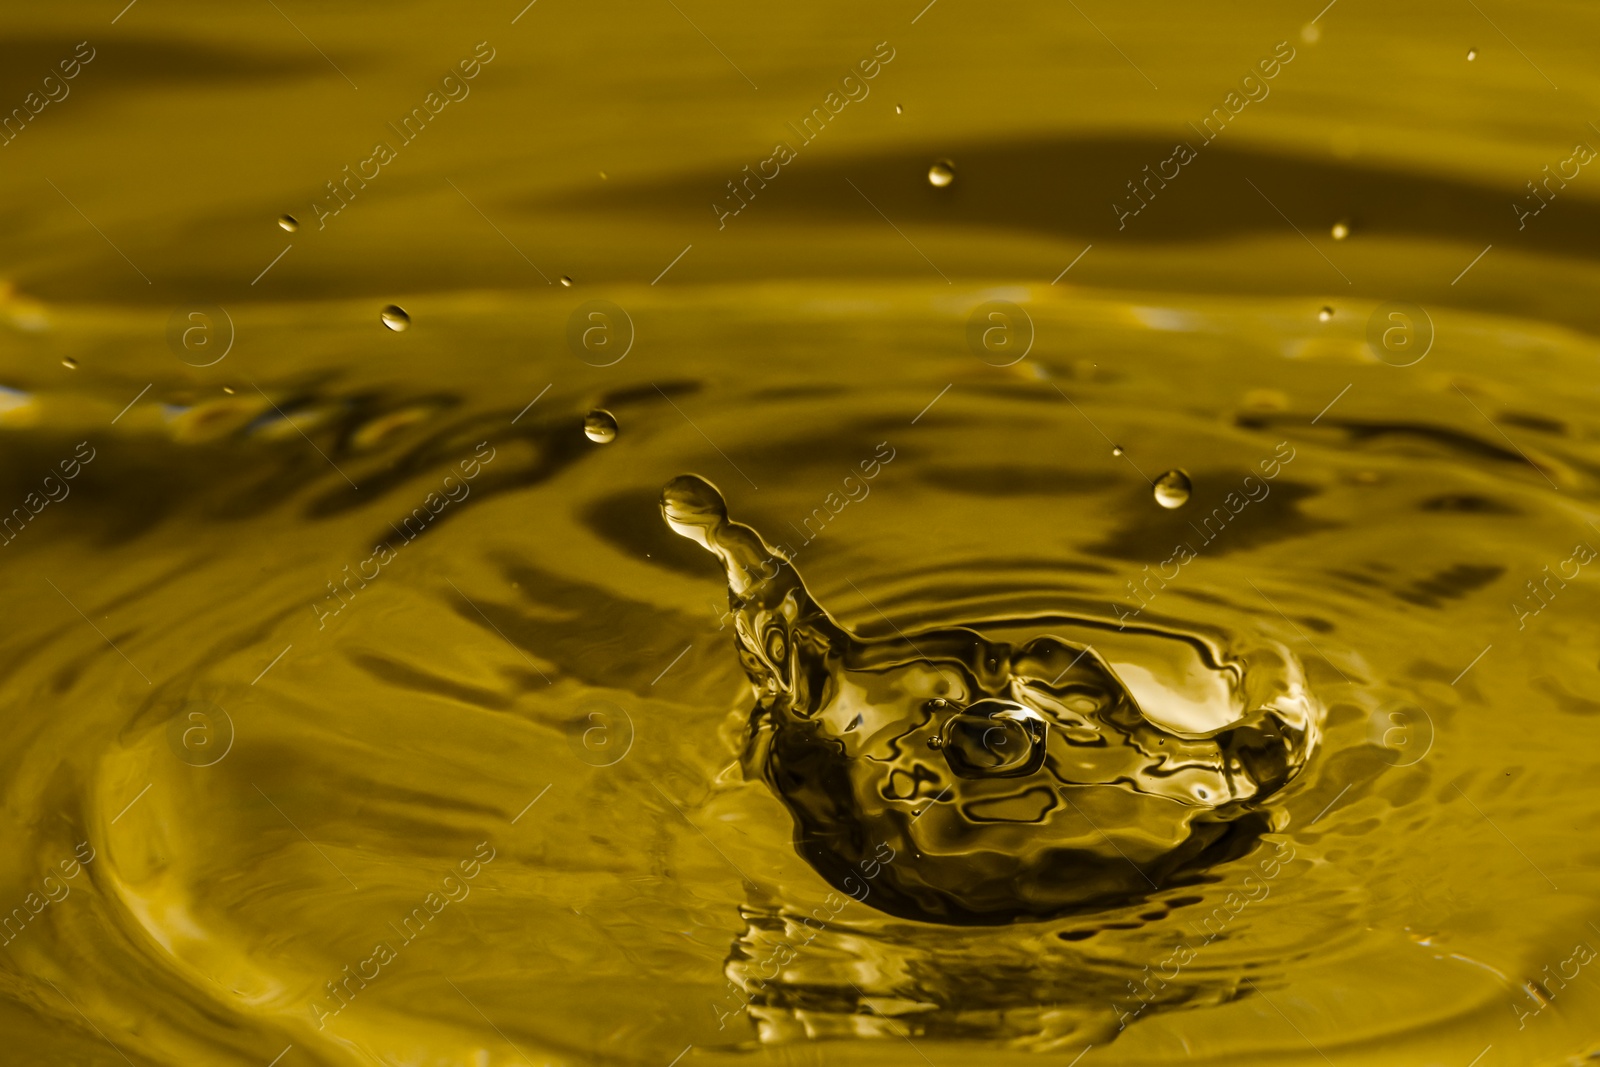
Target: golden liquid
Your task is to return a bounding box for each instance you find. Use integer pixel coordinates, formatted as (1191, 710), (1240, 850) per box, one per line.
(2, 3), (1599, 1065)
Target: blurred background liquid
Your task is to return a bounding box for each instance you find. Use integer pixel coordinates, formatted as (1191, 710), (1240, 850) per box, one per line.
(2, 2), (1599, 1064)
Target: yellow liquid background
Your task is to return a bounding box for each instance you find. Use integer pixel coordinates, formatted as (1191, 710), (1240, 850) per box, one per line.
(1, 2), (1599, 1065)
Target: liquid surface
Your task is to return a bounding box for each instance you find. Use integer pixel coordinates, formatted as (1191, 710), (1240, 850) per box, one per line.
(3, 3), (1600, 1066)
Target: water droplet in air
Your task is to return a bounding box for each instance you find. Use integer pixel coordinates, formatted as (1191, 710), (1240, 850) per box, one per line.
(928, 160), (955, 188)
(599, 170), (609, 180)
(895, 104), (903, 115)
(1331, 221), (1350, 240)
(278, 215), (299, 232)
(583, 409), (618, 443)
(1467, 48), (1477, 60)
(61, 357), (78, 369)
(222, 386), (235, 394)
(380, 305), (410, 332)
(1153, 469), (1192, 509)
(1112, 445), (1124, 456)
(1318, 306), (1334, 322)
(560, 276), (573, 287)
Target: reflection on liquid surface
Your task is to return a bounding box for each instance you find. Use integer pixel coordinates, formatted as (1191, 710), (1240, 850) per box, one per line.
(4, 2), (1600, 1065)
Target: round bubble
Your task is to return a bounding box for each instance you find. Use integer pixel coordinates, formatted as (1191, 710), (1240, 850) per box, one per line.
(1153, 469), (1192, 509)
(583, 409), (618, 443)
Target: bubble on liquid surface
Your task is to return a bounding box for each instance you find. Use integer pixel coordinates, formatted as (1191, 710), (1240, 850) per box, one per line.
(928, 160), (955, 188)
(1153, 469), (1192, 509)
(278, 214), (299, 232)
(660, 473), (1322, 925)
(380, 305), (410, 332)
(583, 409), (617, 443)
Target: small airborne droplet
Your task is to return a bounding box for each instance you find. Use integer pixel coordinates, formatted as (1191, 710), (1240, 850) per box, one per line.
(278, 215), (299, 232)
(895, 104), (903, 115)
(1112, 445), (1125, 457)
(61, 357), (78, 369)
(928, 160), (955, 188)
(1153, 469), (1192, 509)
(1467, 47), (1478, 61)
(560, 276), (573, 287)
(599, 170), (609, 180)
(380, 305), (410, 332)
(1318, 307), (1334, 322)
(583, 409), (618, 443)
(222, 386), (236, 394)
(1331, 222), (1350, 240)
